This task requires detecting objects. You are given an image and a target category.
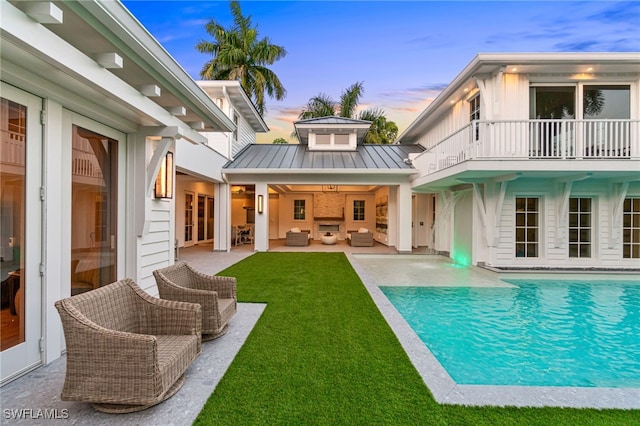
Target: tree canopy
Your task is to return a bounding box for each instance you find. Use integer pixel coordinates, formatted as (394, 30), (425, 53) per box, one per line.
(298, 82), (398, 144)
(196, 1), (287, 115)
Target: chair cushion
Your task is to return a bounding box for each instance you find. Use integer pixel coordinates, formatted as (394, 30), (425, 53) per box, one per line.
(218, 298), (236, 326)
(156, 335), (200, 394)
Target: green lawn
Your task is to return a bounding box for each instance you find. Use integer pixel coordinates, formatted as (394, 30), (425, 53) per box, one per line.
(194, 252), (637, 425)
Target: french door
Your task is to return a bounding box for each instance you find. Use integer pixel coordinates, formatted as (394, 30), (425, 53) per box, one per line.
(184, 192), (194, 247)
(1, 83), (43, 384)
(197, 195), (214, 243)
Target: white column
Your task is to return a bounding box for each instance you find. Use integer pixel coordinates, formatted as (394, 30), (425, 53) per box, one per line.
(254, 182), (269, 252)
(214, 182), (231, 252)
(396, 183), (413, 253)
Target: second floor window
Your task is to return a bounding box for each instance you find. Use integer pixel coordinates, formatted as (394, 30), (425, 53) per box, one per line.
(353, 200), (365, 221)
(530, 86), (575, 119)
(469, 95), (480, 140)
(232, 110), (238, 142)
(293, 200), (305, 220)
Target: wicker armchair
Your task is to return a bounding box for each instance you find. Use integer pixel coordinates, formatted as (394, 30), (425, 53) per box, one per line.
(153, 261), (237, 341)
(54, 278), (201, 413)
(347, 230), (374, 247)
(286, 230), (310, 246)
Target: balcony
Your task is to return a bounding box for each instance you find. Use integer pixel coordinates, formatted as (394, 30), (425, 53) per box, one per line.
(412, 119), (639, 176)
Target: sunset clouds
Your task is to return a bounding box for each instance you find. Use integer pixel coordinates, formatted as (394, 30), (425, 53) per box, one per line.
(124, 1), (639, 143)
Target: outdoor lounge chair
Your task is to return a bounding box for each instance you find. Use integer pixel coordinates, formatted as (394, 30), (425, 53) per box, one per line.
(54, 278), (201, 413)
(347, 229), (374, 247)
(286, 229), (310, 246)
(153, 261), (237, 341)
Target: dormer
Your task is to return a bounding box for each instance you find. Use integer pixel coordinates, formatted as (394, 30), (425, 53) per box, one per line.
(294, 117), (371, 151)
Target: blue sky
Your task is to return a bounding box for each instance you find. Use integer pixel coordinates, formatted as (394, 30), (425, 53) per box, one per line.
(122, 1), (640, 142)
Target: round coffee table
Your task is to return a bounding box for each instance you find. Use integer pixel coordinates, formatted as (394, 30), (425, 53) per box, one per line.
(320, 234), (337, 245)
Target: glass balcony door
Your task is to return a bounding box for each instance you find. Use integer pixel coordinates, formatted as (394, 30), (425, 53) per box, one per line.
(1, 84), (43, 384)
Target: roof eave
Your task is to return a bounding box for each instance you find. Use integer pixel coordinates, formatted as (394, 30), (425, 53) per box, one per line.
(197, 80), (269, 133)
(70, 0), (235, 132)
(223, 168), (418, 175)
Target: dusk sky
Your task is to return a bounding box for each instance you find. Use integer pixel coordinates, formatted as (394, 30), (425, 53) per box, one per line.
(122, 1), (640, 143)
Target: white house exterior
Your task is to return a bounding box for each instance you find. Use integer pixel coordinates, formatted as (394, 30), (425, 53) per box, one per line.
(398, 53), (640, 270)
(2, 0), (637, 388)
(174, 81), (268, 254)
(0, 0), (234, 384)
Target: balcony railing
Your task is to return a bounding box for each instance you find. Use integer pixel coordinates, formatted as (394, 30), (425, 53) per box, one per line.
(412, 119), (639, 175)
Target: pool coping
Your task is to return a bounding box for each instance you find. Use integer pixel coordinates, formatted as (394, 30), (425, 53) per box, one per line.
(348, 253), (640, 409)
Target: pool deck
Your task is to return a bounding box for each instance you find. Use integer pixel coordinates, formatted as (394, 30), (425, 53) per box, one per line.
(1, 246), (638, 424)
(349, 254), (640, 409)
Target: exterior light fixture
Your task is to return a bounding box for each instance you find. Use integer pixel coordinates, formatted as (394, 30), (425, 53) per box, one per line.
(257, 195), (264, 214)
(154, 151), (173, 199)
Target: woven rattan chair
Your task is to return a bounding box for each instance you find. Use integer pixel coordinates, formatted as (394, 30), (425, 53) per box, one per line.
(347, 230), (374, 247)
(153, 261), (237, 341)
(54, 278), (202, 413)
(286, 230), (310, 246)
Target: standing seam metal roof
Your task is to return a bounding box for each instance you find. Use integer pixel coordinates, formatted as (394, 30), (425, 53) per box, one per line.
(224, 144), (424, 170)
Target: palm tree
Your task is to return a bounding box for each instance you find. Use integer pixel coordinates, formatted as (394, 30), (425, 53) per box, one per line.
(299, 82), (364, 119)
(196, 1), (286, 115)
(298, 82), (397, 144)
(358, 108), (399, 145)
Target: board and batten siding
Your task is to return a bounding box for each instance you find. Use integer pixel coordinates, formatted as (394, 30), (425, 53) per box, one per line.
(138, 204), (173, 295)
(488, 180), (639, 268)
(231, 115), (257, 157)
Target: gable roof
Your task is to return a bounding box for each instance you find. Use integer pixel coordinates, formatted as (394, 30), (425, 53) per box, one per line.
(223, 143), (423, 174)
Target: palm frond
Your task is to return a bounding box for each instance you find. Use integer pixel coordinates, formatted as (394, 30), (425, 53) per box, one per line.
(339, 81), (364, 118)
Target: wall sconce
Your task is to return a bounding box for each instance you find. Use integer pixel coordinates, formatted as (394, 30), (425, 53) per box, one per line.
(257, 194), (264, 214)
(154, 151), (173, 199)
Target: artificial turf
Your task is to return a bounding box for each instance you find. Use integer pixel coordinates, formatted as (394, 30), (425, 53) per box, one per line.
(194, 252), (638, 425)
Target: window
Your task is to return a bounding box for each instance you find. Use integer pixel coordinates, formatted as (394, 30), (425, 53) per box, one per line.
(469, 95), (480, 140)
(583, 85), (630, 157)
(623, 198), (640, 259)
(529, 86), (576, 157)
(316, 134), (330, 145)
(353, 200), (365, 221)
(72, 126), (118, 294)
(293, 200), (306, 220)
(232, 110), (238, 142)
(583, 85), (630, 119)
(530, 87), (575, 119)
(335, 134), (350, 145)
(515, 197), (539, 258)
(569, 198), (591, 258)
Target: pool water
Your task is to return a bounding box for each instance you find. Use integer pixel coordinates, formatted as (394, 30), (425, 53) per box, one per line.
(381, 279), (640, 387)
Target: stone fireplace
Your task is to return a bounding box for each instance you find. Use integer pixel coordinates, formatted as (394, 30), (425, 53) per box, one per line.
(313, 193), (345, 239)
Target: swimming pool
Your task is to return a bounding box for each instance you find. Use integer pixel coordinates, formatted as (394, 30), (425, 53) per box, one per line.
(381, 279), (640, 388)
